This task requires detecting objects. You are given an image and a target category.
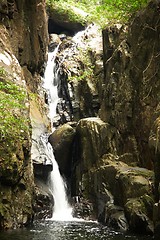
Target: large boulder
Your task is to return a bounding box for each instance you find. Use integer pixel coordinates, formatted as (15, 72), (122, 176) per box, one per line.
(49, 123), (76, 177)
(75, 117), (118, 171)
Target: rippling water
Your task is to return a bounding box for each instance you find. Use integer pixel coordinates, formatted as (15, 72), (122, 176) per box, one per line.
(0, 220), (152, 240)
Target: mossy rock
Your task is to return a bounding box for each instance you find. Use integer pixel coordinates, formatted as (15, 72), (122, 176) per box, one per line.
(124, 197), (154, 234)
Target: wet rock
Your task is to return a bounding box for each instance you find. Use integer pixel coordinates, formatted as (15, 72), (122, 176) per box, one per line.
(33, 179), (53, 219)
(72, 197), (95, 220)
(76, 117), (115, 170)
(125, 197), (154, 234)
(49, 123), (76, 177)
(73, 116), (154, 233)
(48, 34), (61, 52)
(104, 203), (128, 232)
(53, 24), (102, 122)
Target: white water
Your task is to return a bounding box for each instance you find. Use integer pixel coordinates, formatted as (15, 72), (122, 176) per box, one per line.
(43, 46), (73, 221)
(49, 153), (73, 221)
(43, 46), (59, 129)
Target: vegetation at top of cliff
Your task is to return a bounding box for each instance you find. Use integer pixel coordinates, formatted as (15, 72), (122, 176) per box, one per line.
(47, 0), (87, 25)
(46, 0), (149, 26)
(0, 67), (30, 150)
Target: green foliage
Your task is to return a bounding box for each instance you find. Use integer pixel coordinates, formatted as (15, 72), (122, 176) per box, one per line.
(47, 0), (87, 25)
(0, 67), (29, 147)
(46, 0), (149, 26)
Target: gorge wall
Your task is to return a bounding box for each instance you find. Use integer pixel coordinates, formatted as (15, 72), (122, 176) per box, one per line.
(46, 0), (160, 236)
(0, 0), (48, 229)
(0, 0), (160, 238)
(100, 1), (160, 235)
(53, 0), (159, 236)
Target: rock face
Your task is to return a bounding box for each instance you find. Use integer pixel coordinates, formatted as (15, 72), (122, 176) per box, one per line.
(73, 118), (154, 233)
(99, 0), (160, 236)
(0, 0), (48, 74)
(150, 116), (160, 238)
(66, 0), (160, 235)
(0, 0), (48, 229)
(51, 24), (103, 123)
(100, 1), (160, 170)
(33, 179), (53, 219)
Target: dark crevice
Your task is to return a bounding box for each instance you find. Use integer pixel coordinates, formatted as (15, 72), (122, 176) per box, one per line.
(48, 19), (74, 36)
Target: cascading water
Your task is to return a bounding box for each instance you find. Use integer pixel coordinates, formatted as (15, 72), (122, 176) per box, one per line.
(43, 46), (59, 129)
(43, 45), (73, 221)
(48, 147), (72, 220)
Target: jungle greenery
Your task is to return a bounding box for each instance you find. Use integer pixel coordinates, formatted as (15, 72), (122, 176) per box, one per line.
(0, 67), (29, 152)
(46, 0), (149, 26)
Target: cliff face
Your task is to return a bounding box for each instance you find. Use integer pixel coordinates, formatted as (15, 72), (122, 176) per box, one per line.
(0, 0), (48, 229)
(100, 0), (160, 170)
(100, 1), (160, 235)
(0, 0), (48, 74)
(70, 0), (160, 236)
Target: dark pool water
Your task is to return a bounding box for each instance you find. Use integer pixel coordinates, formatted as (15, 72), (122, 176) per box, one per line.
(0, 220), (153, 240)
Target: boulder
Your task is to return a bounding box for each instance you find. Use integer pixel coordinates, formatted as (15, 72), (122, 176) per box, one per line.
(49, 123), (76, 177)
(125, 197), (154, 234)
(104, 203), (128, 232)
(72, 197), (94, 220)
(48, 34), (61, 52)
(75, 117), (118, 171)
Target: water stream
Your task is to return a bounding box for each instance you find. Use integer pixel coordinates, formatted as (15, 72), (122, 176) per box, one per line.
(0, 220), (152, 240)
(42, 44), (73, 221)
(43, 46), (59, 129)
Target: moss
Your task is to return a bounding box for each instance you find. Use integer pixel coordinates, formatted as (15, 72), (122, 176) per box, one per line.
(0, 67), (31, 184)
(0, 68), (30, 143)
(47, 1), (87, 26)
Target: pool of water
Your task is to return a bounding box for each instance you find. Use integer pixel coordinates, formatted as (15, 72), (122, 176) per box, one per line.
(0, 220), (152, 240)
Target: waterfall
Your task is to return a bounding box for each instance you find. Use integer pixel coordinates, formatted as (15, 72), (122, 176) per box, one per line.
(43, 46), (59, 130)
(43, 46), (73, 221)
(49, 149), (72, 221)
